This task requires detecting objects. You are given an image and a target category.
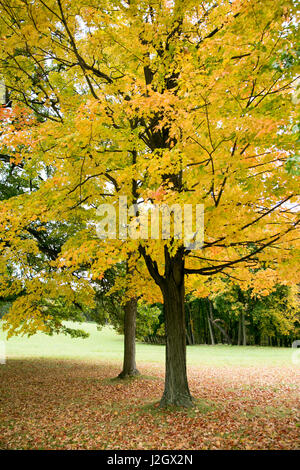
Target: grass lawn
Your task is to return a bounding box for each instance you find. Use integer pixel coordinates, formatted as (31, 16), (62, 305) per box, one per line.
(0, 321), (295, 366)
(0, 322), (299, 450)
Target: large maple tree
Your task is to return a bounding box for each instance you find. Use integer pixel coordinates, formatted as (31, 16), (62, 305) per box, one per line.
(0, 0), (299, 406)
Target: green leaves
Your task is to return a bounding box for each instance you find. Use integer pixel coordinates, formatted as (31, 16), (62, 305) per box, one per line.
(286, 154), (300, 175)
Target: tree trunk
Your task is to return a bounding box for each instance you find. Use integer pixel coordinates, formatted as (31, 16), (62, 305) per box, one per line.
(159, 254), (194, 408)
(207, 299), (216, 345)
(211, 319), (232, 345)
(238, 313), (242, 345)
(242, 311), (247, 346)
(118, 297), (140, 378)
(186, 302), (195, 345)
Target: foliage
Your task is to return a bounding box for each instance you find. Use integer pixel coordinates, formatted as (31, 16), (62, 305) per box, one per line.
(0, 114), (94, 337)
(250, 284), (299, 340)
(0, 0), (298, 338)
(213, 283), (299, 344)
(135, 303), (163, 340)
(145, 284), (300, 346)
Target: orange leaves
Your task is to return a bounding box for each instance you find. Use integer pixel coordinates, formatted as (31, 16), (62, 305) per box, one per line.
(254, 120), (283, 139)
(0, 359), (298, 450)
(146, 187), (167, 203)
(0, 105), (38, 165)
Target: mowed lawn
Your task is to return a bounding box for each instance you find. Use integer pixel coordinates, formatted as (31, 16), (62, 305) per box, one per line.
(0, 321), (295, 366)
(0, 322), (299, 450)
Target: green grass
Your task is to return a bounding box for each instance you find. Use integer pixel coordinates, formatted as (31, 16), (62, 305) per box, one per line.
(0, 321), (295, 367)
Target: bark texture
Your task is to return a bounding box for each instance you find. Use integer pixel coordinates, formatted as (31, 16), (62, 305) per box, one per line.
(118, 297), (140, 378)
(159, 250), (194, 407)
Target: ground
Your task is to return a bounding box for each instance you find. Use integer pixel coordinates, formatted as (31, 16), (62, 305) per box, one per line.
(0, 323), (299, 450)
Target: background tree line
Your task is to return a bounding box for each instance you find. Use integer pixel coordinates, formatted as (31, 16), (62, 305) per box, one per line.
(81, 264), (300, 347)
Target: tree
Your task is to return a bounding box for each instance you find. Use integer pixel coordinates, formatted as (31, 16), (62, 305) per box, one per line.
(0, 81), (143, 375)
(0, 0), (299, 407)
(91, 263), (141, 378)
(0, 103), (95, 337)
(212, 282), (299, 346)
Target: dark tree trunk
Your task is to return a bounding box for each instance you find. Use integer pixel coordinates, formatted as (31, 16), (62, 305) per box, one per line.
(118, 297), (140, 378)
(208, 299), (216, 345)
(186, 302), (195, 345)
(159, 251), (194, 407)
(238, 313), (242, 345)
(242, 311), (247, 346)
(139, 245), (193, 407)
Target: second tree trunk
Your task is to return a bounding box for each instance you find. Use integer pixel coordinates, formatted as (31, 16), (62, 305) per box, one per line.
(118, 297), (140, 378)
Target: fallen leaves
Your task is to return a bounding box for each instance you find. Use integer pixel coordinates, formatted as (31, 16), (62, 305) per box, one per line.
(0, 359), (299, 450)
